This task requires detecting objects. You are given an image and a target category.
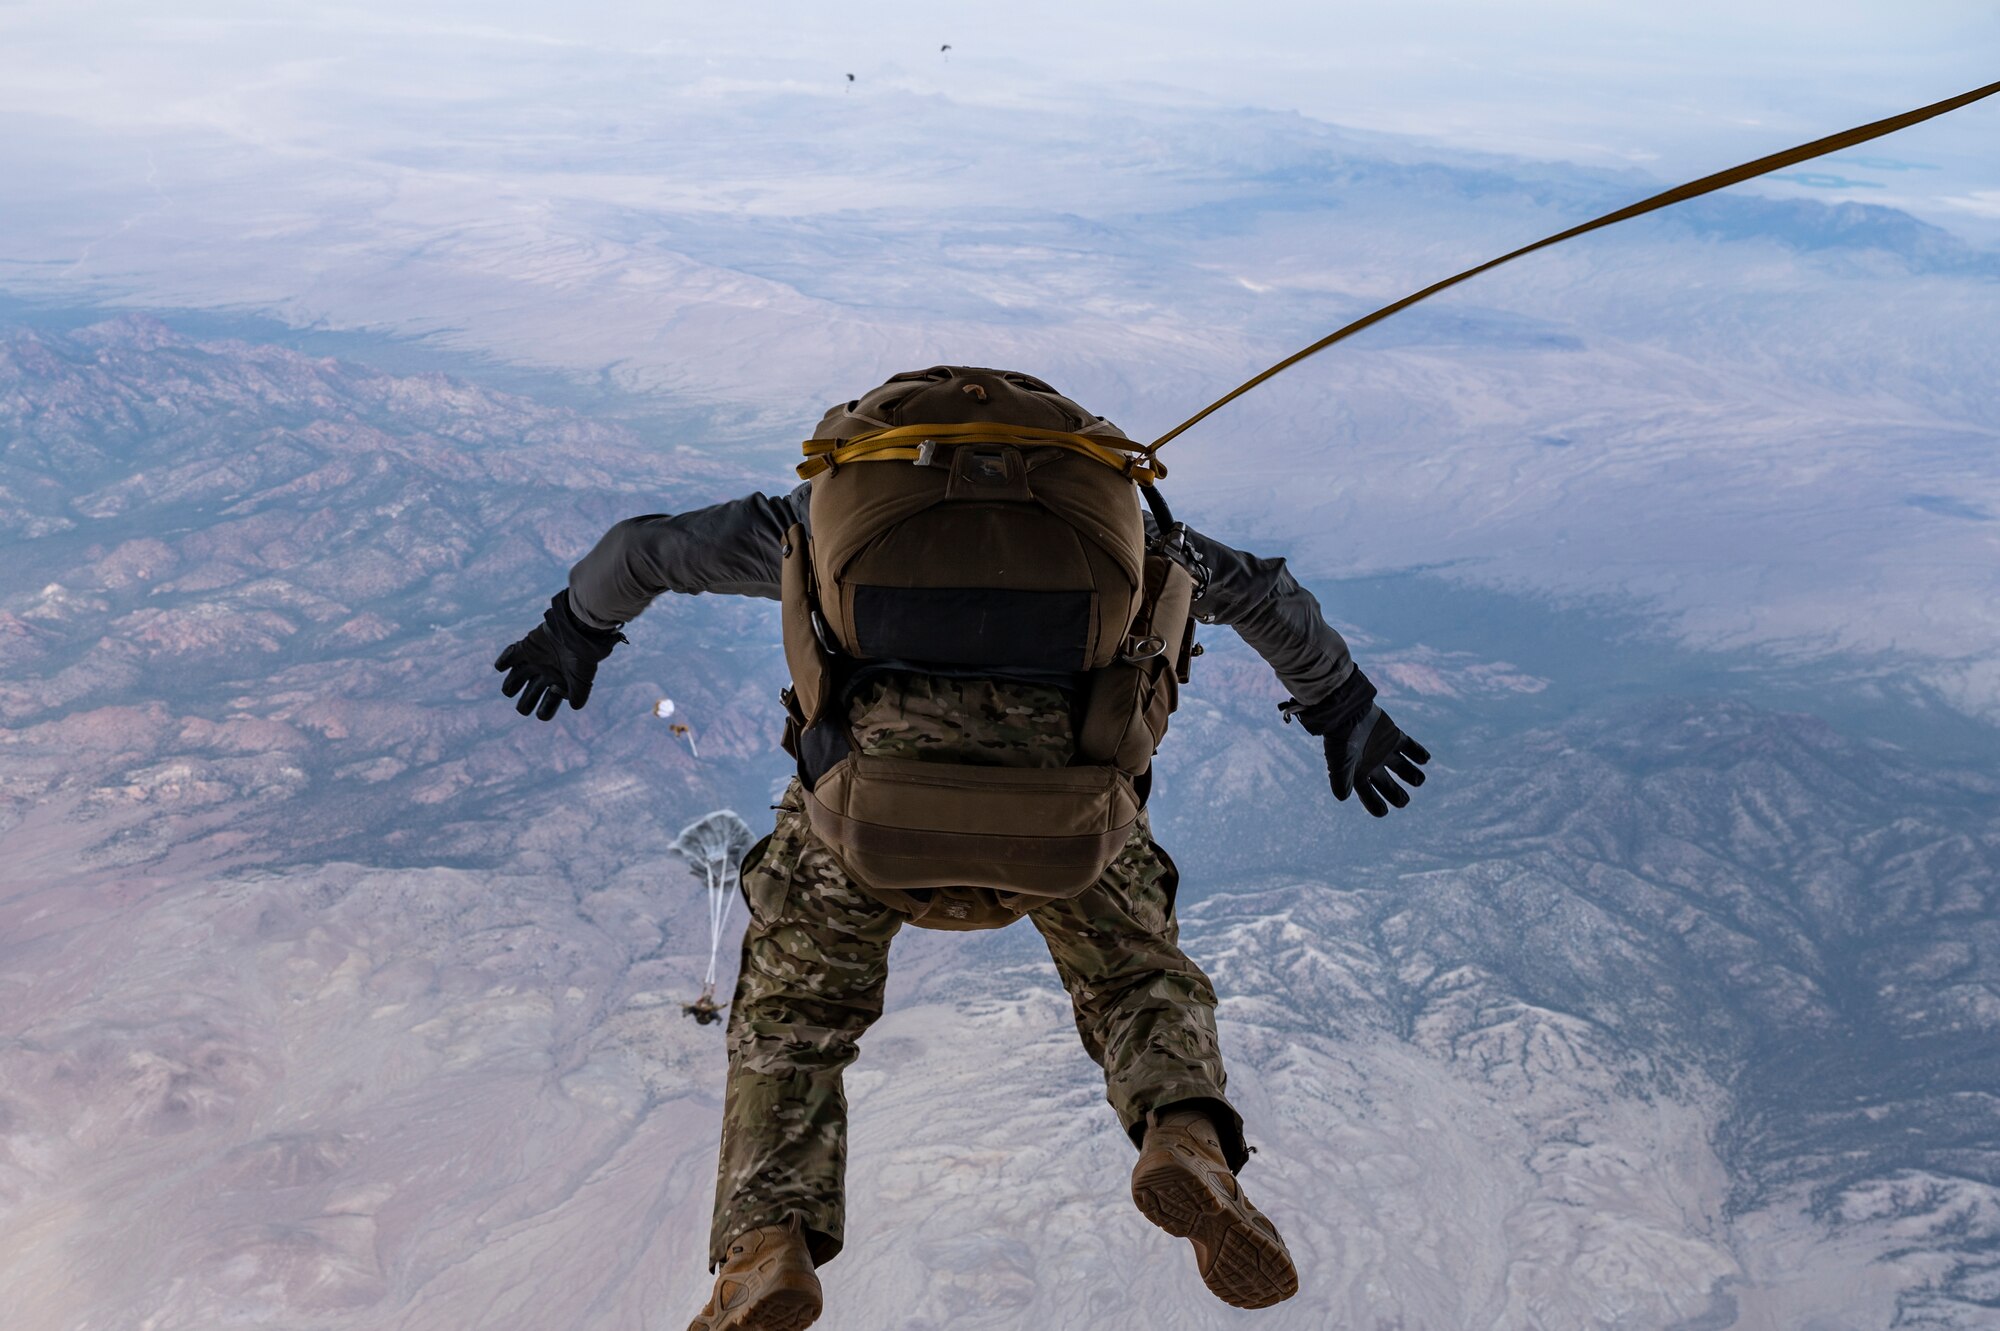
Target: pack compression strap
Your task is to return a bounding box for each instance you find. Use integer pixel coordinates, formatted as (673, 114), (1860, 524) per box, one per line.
(800, 421), (1168, 483)
(1147, 78), (2000, 454)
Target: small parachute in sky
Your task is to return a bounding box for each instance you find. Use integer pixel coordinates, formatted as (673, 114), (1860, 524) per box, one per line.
(940, 44), (952, 60)
(669, 810), (756, 1017)
(845, 73), (855, 85)
(652, 698), (699, 756)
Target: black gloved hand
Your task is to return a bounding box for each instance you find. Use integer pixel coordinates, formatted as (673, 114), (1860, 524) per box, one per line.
(493, 591), (625, 721)
(1286, 670), (1432, 817)
(1324, 705), (1431, 816)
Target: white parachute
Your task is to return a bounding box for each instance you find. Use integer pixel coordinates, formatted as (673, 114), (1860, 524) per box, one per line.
(668, 810), (756, 999)
(653, 697), (700, 756)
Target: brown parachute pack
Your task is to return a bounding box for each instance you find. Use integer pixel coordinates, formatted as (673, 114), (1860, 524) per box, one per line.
(780, 366), (1202, 929)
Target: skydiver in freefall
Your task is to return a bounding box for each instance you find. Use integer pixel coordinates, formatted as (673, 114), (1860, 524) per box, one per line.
(494, 366), (1430, 1330)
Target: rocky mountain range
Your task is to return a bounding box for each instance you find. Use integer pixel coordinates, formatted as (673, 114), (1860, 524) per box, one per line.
(2, 319), (1997, 1329)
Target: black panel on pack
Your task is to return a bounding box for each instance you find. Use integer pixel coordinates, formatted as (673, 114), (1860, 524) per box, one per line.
(797, 717), (852, 788)
(852, 587), (1092, 669)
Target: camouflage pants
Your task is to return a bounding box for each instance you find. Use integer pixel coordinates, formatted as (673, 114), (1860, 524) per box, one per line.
(709, 783), (1241, 1267)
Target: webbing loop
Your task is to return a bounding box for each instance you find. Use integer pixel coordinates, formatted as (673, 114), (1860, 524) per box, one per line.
(800, 422), (1168, 483)
(1147, 79), (2000, 454)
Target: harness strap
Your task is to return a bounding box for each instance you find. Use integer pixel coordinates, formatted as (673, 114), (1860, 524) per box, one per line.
(1148, 79), (2000, 453)
(800, 422), (1168, 483)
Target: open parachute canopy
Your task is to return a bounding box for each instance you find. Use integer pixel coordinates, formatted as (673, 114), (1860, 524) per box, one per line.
(669, 810), (756, 1000)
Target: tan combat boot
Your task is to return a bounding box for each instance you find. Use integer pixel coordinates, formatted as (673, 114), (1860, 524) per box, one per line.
(686, 1221), (823, 1331)
(1131, 1108), (1299, 1308)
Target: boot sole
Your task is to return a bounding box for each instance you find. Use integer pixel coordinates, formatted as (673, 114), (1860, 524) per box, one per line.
(1131, 1155), (1299, 1309)
(736, 1289), (820, 1331)
(706, 1286), (820, 1331)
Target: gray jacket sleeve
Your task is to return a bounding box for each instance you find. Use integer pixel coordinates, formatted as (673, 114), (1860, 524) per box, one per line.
(1174, 522), (1359, 707)
(565, 485), (808, 629)
(570, 485), (1357, 706)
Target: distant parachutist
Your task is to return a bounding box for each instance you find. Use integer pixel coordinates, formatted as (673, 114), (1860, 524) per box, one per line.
(682, 986), (728, 1025)
(940, 44), (951, 59)
(669, 810), (755, 1026)
(653, 697), (700, 756)
(845, 73), (855, 86)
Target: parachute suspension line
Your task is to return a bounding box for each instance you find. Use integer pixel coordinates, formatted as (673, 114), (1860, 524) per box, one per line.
(1145, 78), (2000, 455)
(703, 858), (736, 992)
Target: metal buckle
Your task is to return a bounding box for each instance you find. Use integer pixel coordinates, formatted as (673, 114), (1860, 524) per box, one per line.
(1120, 634), (1166, 664)
(1154, 521), (1211, 599)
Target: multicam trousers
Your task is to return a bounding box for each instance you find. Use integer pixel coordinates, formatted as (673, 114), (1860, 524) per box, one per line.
(708, 672), (1242, 1268)
(710, 792), (1238, 1266)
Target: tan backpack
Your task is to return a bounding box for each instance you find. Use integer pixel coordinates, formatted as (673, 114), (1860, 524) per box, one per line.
(779, 366), (1202, 929)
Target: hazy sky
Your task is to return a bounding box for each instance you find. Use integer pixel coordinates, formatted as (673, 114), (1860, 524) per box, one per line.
(2, 0), (1996, 233)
